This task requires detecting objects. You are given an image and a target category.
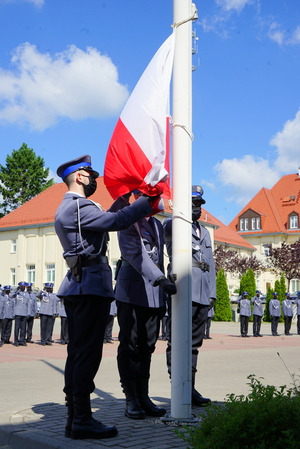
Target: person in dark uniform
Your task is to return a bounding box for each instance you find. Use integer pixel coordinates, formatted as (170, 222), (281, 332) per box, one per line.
(237, 291), (251, 337)
(36, 283), (58, 345)
(55, 154), (157, 440)
(58, 299), (68, 345)
(115, 190), (176, 419)
(103, 300), (117, 344)
(269, 292), (280, 336)
(163, 185), (216, 407)
(251, 290), (264, 337)
(12, 281), (30, 346)
(1, 286), (14, 344)
(282, 293), (293, 335)
(295, 292), (300, 335)
(25, 283), (37, 343)
(0, 290), (5, 347)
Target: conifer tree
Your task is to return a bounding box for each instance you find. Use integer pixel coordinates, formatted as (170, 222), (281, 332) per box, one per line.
(215, 268), (232, 321)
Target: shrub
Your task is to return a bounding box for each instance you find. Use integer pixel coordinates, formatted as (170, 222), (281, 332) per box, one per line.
(177, 374), (300, 449)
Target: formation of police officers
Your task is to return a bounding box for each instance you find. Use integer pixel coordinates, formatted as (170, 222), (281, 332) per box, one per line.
(237, 290), (300, 337)
(0, 281), (68, 347)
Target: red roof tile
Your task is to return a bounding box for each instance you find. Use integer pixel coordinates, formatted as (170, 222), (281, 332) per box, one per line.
(229, 173), (300, 234)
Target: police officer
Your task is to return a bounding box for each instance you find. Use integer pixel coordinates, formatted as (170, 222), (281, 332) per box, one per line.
(163, 185), (215, 406)
(55, 154), (157, 440)
(1, 286), (14, 344)
(269, 292), (280, 336)
(282, 293), (293, 335)
(237, 292), (251, 337)
(12, 281), (30, 346)
(115, 191), (176, 419)
(25, 283), (37, 343)
(251, 290), (264, 337)
(36, 283), (58, 346)
(295, 292), (300, 335)
(58, 299), (68, 345)
(0, 290), (5, 347)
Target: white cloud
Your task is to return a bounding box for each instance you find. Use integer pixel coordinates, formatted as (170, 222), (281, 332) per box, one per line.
(214, 155), (279, 205)
(0, 43), (129, 131)
(271, 110), (300, 173)
(267, 22), (285, 46)
(216, 0), (253, 13)
(214, 110), (300, 205)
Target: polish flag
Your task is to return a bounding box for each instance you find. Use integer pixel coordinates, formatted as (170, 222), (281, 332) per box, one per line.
(104, 32), (175, 200)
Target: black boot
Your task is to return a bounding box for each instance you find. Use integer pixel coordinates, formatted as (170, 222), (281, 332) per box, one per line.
(136, 378), (166, 417)
(192, 372), (211, 406)
(122, 380), (146, 419)
(65, 395), (73, 438)
(71, 396), (118, 440)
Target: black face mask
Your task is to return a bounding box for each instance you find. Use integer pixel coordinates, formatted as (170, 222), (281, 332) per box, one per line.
(192, 206), (202, 222)
(83, 176), (97, 197)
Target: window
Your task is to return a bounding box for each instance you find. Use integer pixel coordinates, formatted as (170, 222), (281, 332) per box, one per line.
(27, 265), (36, 283)
(244, 218), (248, 231)
(256, 217), (260, 230)
(10, 268), (16, 286)
(240, 219), (244, 231)
(11, 239), (16, 253)
(251, 218), (256, 230)
(263, 244), (272, 256)
(290, 215), (298, 229)
(46, 264), (55, 283)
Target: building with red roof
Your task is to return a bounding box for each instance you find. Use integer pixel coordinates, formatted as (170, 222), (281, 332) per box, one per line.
(229, 172), (300, 292)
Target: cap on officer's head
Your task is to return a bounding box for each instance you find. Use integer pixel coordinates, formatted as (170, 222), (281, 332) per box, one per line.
(44, 282), (54, 288)
(273, 291), (278, 296)
(256, 290), (261, 294)
(57, 155), (99, 181)
(18, 281), (27, 286)
(26, 282), (33, 287)
(191, 185), (206, 204)
(285, 292), (290, 296)
(3, 285), (10, 290)
(242, 291), (248, 295)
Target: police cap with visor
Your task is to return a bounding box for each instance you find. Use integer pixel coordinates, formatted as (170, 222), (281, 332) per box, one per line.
(57, 155), (99, 181)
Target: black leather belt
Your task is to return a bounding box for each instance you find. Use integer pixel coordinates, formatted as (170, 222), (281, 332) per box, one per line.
(192, 261), (210, 272)
(82, 256), (108, 267)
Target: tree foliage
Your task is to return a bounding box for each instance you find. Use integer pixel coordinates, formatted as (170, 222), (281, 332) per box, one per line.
(214, 269), (232, 321)
(239, 269), (256, 298)
(263, 287), (273, 322)
(267, 240), (300, 291)
(0, 143), (54, 216)
(214, 244), (265, 277)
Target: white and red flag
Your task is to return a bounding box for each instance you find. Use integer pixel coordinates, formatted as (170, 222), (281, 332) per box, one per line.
(104, 32), (175, 200)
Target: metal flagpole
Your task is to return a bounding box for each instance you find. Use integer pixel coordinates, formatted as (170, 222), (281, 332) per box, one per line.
(168, 0), (198, 420)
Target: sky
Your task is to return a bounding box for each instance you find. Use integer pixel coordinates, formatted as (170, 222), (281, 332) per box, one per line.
(0, 0), (299, 224)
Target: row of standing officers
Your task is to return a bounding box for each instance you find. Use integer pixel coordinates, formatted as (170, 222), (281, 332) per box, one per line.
(237, 291), (300, 337)
(0, 282), (68, 346)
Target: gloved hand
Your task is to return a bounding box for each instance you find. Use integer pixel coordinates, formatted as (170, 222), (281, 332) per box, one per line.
(209, 297), (215, 310)
(154, 276), (177, 296)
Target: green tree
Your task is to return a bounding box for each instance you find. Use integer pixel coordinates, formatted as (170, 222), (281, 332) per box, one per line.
(239, 269), (256, 298)
(214, 268), (232, 321)
(274, 279), (284, 322)
(0, 143), (54, 216)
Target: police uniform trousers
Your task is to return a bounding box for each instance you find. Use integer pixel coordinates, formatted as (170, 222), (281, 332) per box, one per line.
(104, 314), (114, 342)
(240, 315), (249, 336)
(60, 317), (69, 344)
(253, 315), (262, 336)
(284, 316), (292, 335)
(205, 316), (212, 338)
(117, 301), (165, 382)
(271, 316), (279, 335)
(1, 319), (13, 343)
(63, 294), (111, 397)
(40, 314), (55, 344)
(166, 300), (209, 375)
(14, 315), (27, 344)
(26, 316), (35, 341)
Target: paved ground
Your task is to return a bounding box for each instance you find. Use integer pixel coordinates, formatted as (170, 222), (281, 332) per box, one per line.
(0, 319), (299, 449)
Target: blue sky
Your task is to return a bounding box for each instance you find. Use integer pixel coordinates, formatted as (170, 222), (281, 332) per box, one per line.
(0, 0), (299, 224)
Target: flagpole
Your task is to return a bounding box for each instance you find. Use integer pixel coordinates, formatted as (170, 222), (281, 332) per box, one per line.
(169, 0), (196, 420)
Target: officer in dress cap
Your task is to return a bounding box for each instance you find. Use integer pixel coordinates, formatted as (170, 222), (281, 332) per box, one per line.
(1, 286), (14, 344)
(25, 283), (37, 343)
(269, 292), (280, 336)
(251, 290), (264, 337)
(11, 282), (30, 346)
(0, 287), (5, 346)
(237, 292), (251, 337)
(36, 283), (58, 345)
(163, 185), (215, 406)
(55, 154), (159, 440)
(282, 293), (293, 335)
